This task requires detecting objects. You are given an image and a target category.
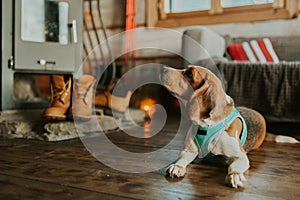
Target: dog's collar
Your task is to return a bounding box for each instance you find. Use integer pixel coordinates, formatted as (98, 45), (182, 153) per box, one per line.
(194, 108), (247, 158)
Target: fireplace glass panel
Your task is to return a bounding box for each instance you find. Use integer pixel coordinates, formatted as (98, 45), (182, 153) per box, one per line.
(21, 0), (69, 45)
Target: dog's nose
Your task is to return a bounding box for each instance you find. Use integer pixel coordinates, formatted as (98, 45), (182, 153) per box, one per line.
(159, 66), (168, 82)
(161, 66), (169, 74)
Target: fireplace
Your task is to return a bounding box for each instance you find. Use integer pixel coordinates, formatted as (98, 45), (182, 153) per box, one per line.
(1, 0), (83, 110)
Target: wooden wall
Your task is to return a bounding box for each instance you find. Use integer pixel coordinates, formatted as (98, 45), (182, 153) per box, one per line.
(84, 0), (300, 74)
(83, 0), (183, 75)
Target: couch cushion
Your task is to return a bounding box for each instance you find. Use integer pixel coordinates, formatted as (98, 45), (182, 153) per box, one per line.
(182, 27), (226, 66)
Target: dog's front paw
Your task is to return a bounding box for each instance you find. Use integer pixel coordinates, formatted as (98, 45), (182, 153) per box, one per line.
(225, 173), (246, 188)
(167, 164), (186, 178)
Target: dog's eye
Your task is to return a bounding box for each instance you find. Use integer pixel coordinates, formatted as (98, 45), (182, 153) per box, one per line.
(184, 70), (193, 79)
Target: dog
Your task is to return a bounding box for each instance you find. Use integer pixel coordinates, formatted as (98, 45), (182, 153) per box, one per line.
(160, 65), (299, 188)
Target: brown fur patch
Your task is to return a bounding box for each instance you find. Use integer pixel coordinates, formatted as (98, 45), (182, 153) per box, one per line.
(185, 66), (234, 122)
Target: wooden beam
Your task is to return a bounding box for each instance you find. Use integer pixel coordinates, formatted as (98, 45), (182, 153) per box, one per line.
(273, 0), (285, 9)
(158, 0), (167, 19)
(286, 0), (299, 18)
(209, 0), (223, 15)
(146, 0), (159, 27)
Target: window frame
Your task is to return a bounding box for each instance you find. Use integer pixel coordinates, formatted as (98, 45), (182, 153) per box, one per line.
(146, 0), (299, 28)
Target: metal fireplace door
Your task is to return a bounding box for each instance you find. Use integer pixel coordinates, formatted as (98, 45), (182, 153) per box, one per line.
(1, 0), (83, 110)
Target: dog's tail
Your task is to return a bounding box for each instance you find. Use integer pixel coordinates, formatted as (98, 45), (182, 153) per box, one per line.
(265, 133), (299, 144)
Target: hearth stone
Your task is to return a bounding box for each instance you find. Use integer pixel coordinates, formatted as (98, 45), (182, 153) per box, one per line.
(0, 109), (146, 141)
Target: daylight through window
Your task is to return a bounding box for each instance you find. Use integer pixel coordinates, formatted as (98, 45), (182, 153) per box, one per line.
(164, 0), (275, 13)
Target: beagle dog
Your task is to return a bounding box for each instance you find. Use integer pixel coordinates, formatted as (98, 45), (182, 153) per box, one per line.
(160, 65), (288, 188)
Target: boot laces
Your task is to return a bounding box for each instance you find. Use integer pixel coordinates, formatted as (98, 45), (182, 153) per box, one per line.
(51, 82), (69, 104)
(76, 83), (92, 105)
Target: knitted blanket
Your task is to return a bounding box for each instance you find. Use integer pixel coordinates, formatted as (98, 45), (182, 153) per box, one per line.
(217, 61), (300, 122)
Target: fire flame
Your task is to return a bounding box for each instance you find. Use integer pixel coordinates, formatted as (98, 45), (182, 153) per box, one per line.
(140, 98), (156, 117)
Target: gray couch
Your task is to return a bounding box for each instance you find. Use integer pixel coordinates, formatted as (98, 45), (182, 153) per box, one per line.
(182, 27), (300, 122)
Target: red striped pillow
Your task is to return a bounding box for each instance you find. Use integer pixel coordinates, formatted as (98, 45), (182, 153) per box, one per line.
(227, 38), (279, 63)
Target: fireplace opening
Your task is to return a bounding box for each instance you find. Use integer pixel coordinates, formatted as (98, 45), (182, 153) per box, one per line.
(129, 84), (181, 121)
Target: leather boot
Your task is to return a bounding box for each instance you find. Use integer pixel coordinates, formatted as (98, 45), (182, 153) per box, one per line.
(72, 74), (96, 119)
(44, 75), (72, 121)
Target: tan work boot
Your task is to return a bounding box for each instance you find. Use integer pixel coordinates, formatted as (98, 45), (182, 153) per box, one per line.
(44, 75), (72, 121)
(72, 75), (96, 120)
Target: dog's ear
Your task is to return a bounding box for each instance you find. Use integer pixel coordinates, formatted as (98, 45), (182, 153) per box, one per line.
(209, 85), (234, 122)
(188, 72), (233, 123)
(188, 73), (211, 122)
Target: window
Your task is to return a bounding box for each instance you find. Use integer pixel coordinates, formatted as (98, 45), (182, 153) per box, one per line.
(147, 0), (299, 28)
(221, 0), (274, 8)
(164, 0), (211, 13)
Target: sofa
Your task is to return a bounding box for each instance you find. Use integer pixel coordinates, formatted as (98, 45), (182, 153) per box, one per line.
(181, 27), (300, 122)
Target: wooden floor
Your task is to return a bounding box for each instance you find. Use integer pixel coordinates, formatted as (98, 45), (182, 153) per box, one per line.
(0, 120), (299, 200)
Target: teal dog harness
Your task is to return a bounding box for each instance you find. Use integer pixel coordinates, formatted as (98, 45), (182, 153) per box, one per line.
(194, 108), (247, 158)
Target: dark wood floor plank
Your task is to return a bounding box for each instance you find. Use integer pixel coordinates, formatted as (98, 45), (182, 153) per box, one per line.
(0, 119), (299, 200)
(0, 174), (130, 200)
(1, 139), (299, 199)
(0, 149), (196, 199)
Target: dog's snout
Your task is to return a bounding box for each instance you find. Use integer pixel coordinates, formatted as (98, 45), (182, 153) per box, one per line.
(161, 66), (169, 74)
(159, 66), (170, 82)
